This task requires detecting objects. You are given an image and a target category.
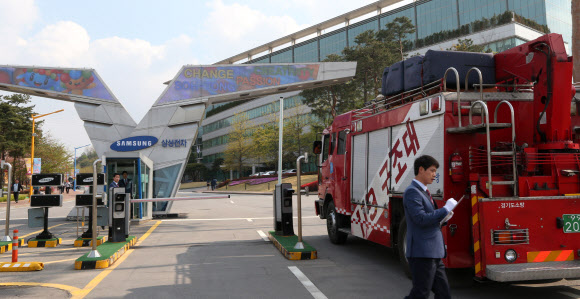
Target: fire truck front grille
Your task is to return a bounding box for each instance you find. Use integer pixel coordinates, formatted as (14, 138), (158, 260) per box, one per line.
(492, 229), (529, 245)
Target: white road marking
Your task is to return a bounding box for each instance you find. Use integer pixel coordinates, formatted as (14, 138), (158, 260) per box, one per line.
(246, 218), (253, 222)
(257, 230), (269, 242)
(560, 291), (580, 299)
(162, 216), (319, 222)
(230, 200), (235, 204)
(288, 266), (327, 299)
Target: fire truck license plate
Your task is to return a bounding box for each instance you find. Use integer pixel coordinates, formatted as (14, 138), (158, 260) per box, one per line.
(563, 214), (580, 233)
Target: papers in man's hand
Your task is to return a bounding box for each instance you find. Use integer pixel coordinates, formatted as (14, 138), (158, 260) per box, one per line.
(440, 195), (465, 225)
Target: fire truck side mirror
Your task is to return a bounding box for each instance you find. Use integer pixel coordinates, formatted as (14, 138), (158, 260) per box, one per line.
(313, 141), (322, 155)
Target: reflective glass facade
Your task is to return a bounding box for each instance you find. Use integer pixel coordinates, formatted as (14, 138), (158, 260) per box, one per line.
(348, 19), (378, 46)
(319, 30), (347, 60)
(484, 37), (527, 52)
(152, 164), (181, 211)
(271, 50), (293, 63)
(544, 0), (573, 45)
(379, 7), (416, 41)
(294, 41), (318, 63)
(416, 0), (458, 39)
(241, 0), (571, 65)
(458, 0), (507, 26)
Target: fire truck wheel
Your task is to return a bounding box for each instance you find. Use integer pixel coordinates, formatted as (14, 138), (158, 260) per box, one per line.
(326, 202), (347, 244)
(397, 218), (412, 278)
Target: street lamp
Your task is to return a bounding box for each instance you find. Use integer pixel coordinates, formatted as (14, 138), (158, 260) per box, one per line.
(73, 144), (91, 190)
(30, 109), (64, 196)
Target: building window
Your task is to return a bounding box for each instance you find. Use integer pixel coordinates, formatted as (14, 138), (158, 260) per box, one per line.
(319, 31), (347, 60)
(348, 19), (379, 46)
(294, 41), (318, 63)
(271, 50), (293, 63)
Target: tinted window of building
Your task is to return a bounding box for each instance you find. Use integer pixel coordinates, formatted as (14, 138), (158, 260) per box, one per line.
(294, 41), (318, 63)
(484, 37), (526, 52)
(508, 0), (547, 25)
(271, 50), (293, 63)
(319, 31), (347, 60)
(544, 0), (572, 46)
(348, 19), (378, 46)
(252, 56), (270, 64)
(416, 0), (458, 39)
(380, 7), (416, 42)
(458, 0), (507, 26)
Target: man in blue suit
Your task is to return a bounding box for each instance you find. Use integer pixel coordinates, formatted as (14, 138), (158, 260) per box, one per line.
(404, 155), (457, 299)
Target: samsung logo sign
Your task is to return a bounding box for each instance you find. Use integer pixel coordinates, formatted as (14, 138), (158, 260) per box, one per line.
(39, 177), (54, 183)
(110, 136), (158, 152)
(82, 177), (93, 183)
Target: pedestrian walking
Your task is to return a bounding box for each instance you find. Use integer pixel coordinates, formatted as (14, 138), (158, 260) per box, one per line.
(11, 179), (23, 203)
(403, 155), (457, 299)
(65, 181), (71, 194)
(211, 178), (217, 190)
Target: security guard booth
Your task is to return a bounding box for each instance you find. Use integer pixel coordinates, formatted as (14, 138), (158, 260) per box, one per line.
(103, 152), (153, 220)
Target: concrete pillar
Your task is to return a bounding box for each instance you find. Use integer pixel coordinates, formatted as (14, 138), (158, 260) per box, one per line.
(230, 169), (233, 180)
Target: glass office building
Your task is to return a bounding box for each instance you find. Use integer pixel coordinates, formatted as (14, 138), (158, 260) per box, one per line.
(200, 0), (572, 174)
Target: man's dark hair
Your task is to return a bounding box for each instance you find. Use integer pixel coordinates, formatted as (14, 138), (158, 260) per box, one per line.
(113, 173), (120, 178)
(122, 171), (128, 175)
(414, 155), (439, 175)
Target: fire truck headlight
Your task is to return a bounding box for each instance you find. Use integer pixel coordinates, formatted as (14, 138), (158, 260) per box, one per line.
(505, 249), (517, 262)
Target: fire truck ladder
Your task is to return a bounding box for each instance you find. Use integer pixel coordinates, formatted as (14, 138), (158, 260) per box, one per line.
(445, 67), (517, 198)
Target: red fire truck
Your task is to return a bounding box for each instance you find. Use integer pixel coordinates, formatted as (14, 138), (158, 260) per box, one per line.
(314, 33), (580, 281)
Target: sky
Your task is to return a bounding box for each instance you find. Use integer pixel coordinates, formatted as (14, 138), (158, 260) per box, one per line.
(0, 0), (408, 157)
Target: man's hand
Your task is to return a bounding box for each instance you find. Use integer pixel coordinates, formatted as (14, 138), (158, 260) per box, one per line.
(443, 198), (458, 212)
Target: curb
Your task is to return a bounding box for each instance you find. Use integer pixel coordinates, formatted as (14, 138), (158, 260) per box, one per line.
(74, 236), (107, 247)
(28, 238), (62, 248)
(75, 236), (137, 270)
(0, 262), (44, 272)
(268, 232), (317, 260)
(0, 239), (26, 253)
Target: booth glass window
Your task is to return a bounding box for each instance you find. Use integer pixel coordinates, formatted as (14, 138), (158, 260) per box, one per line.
(152, 164), (181, 211)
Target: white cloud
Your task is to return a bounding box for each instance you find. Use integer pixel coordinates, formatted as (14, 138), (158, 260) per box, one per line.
(199, 0), (307, 61)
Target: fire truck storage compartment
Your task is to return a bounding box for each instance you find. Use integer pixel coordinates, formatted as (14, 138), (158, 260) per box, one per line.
(352, 133), (368, 202)
(422, 50), (495, 89)
(381, 67), (389, 96)
(403, 55), (424, 91)
(383, 61), (404, 96)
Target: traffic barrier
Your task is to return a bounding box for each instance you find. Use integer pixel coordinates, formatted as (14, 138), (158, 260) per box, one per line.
(12, 230), (18, 263)
(28, 238), (62, 248)
(268, 231), (317, 260)
(0, 262), (44, 272)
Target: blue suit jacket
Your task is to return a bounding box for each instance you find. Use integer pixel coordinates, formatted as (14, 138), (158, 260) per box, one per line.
(403, 180), (448, 258)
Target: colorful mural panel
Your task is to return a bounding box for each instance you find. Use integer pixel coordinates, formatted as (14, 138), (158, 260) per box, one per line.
(0, 67), (115, 101)
(157, 64), (320, 104)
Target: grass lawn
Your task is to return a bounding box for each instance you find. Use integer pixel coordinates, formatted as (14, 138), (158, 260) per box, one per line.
(0, 194), (28, 203)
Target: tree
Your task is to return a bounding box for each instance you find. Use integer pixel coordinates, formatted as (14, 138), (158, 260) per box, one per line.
(184, 163), (208, 182)
(34, 133), (73, 174)
(76, 147), (98, 169)
(252, 113), (280, 169)
(300, 54), (358, 122)
(0, 94), (36, 185)
(301, 18), (415, 124)
(283, 108), (317, 165)
(447, 38), (492, 53)
(378, 16), (416, 61)
(343, 30), (397, 104)
(223, 113), (253, 178)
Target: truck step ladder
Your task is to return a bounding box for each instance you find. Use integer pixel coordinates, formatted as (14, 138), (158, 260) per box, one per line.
(444, 67), (518, 198)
